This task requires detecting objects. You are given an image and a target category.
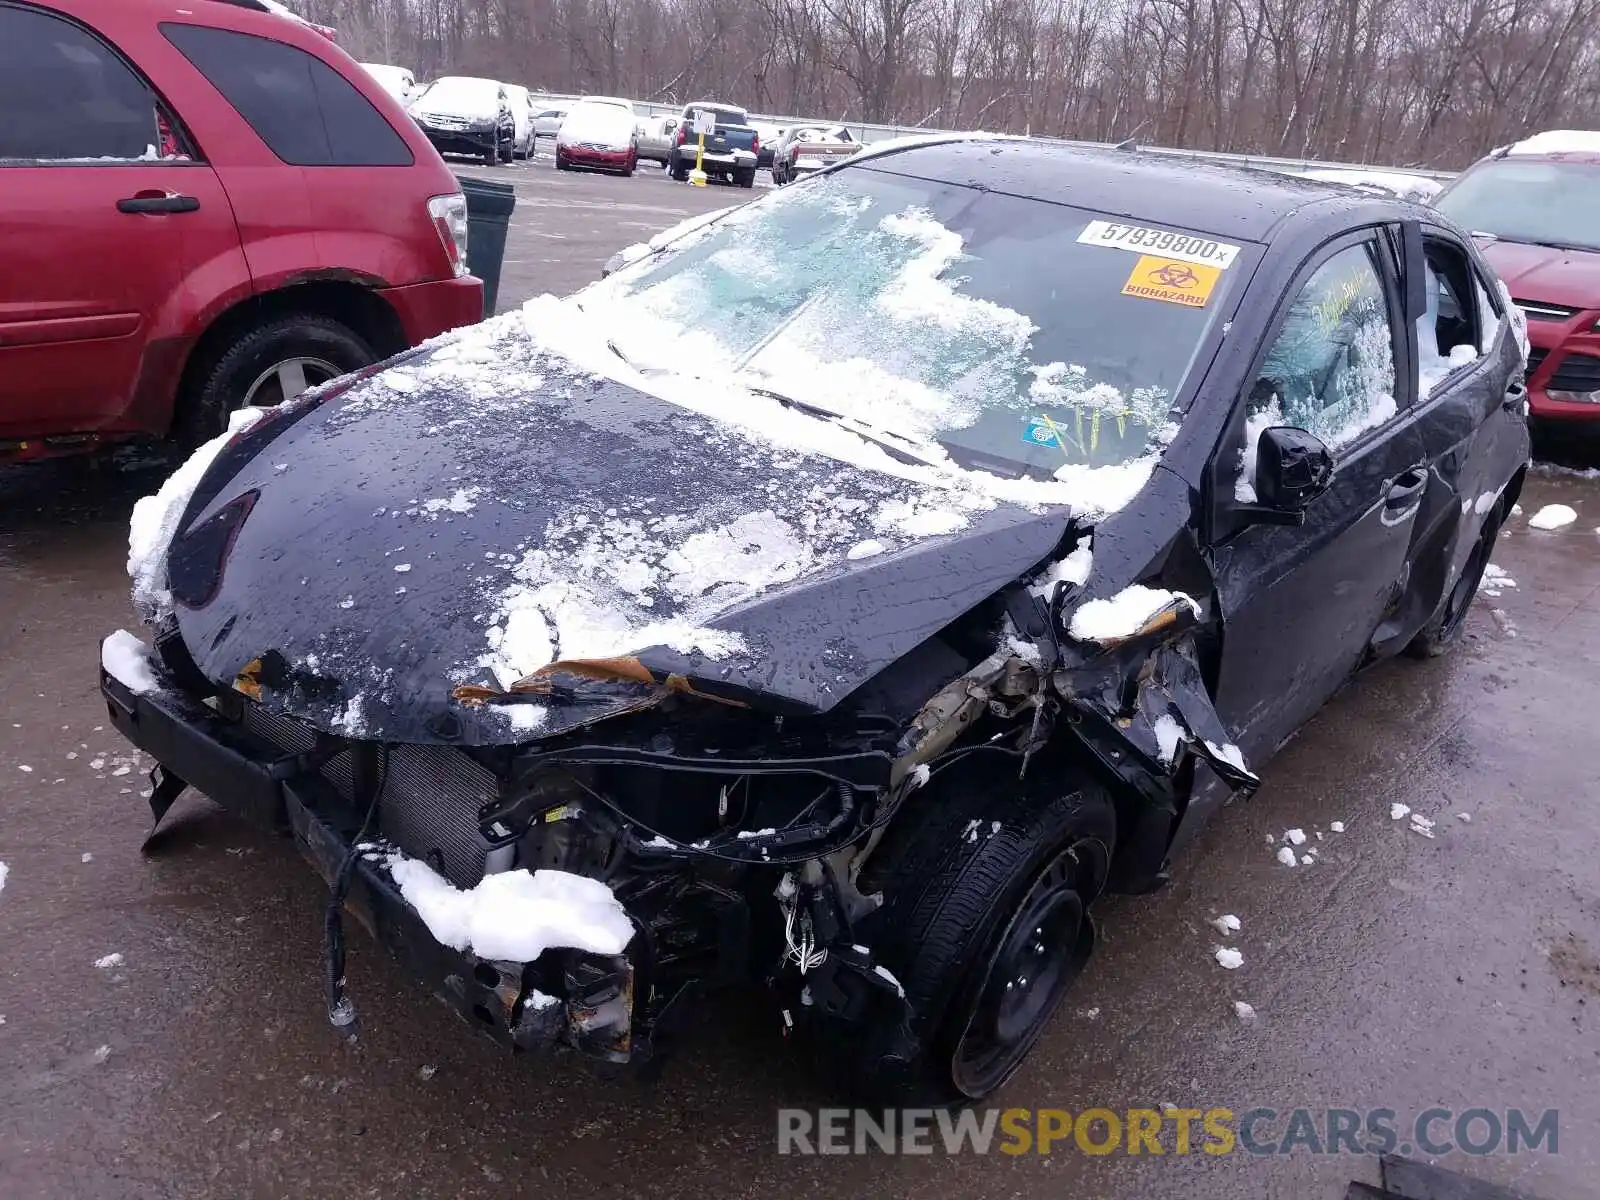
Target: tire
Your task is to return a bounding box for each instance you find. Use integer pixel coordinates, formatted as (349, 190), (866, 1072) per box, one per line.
(175, 314), (375, 448)
(1406, 510), (1501, 658)
(481, 147), (497, 166)
(823, 760), (1115, 1106)
(735, 168), (755, 188)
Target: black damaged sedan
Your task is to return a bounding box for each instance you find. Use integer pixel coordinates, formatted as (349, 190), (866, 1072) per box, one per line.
(101, 138), (1529, 1104)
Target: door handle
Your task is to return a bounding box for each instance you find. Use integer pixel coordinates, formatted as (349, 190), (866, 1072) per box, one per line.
(1384, 468), (1427, 510)
(117, 191), (200, 214)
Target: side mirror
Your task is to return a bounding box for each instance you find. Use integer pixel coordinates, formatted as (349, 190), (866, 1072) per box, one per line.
(1240, 427), (1333, 526)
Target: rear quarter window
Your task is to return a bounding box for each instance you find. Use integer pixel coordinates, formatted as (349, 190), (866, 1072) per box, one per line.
(161, 23), (412, 166)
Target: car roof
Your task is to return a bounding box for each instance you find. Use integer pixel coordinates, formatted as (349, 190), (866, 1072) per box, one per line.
(852, 137), (1387, 243)
(1496, 129), (1600, 165)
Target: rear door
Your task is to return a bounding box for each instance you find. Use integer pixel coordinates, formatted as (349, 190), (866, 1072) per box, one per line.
(0, 1), (239, 446)
(1377, 228), (1529, 651)
(1205, 232), (1429, 762)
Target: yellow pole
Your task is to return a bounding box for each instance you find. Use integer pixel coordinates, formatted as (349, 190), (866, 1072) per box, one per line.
(693, 131), (706, 186)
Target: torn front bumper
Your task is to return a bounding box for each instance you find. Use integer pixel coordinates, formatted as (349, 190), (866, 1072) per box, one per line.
(98, 662), (639, 1062)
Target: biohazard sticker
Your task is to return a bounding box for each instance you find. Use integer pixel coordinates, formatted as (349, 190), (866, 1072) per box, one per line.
(1121, 255), (1222, 307)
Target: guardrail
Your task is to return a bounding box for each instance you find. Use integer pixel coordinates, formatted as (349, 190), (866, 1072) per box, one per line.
(534, 92), (1454, 184)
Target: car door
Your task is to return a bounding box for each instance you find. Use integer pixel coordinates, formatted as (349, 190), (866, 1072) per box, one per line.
(1205, 232), (1429, 764)
(0, 1), (239, 446)
(1375, 227), (1529, 652)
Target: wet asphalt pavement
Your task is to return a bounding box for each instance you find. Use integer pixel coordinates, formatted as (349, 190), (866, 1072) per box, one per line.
(3, 154), (1600, 1199)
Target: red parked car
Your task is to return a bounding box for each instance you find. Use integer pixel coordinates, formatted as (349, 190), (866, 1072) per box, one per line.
(553, 101), (638, 176)
(1435, 130), (1600, 425)
(0, 0), (484, 461)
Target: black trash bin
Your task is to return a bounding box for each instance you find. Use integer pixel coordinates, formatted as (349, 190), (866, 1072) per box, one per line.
(455, 174), (516, 318)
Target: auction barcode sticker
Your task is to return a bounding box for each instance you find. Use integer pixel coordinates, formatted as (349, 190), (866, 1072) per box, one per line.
(1077, 220), (1241, 269)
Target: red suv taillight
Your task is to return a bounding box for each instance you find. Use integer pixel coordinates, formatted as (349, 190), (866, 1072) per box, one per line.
(751, 134), (760, 155)
(427, 193), (469, 278)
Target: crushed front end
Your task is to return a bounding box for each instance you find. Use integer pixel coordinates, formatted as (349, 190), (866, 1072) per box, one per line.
(99, 631), (914, 1070)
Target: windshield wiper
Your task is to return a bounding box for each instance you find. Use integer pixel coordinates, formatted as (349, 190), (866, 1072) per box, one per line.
(743, 384), (947, 469)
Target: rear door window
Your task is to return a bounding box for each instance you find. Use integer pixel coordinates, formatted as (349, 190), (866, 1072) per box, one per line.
(161, 23), (412, 166)
(0, 4), (168, 162)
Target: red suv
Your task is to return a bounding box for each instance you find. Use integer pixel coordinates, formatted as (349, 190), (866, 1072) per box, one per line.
(0, 0), (484, 461)
(1435, 131), (1600, 425)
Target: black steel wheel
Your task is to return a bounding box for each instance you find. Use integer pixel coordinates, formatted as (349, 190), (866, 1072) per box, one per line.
(821, 760), (1115, 1105)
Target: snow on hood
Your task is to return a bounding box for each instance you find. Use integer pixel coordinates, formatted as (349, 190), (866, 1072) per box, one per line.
(410, 77), (501, 122)
(1508, 129), (1600, 157)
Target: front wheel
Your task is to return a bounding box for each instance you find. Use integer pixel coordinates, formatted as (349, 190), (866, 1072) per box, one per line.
(735, 168), (755, 188)
(481, 147), (497, 166)
(823, 762), (1115, 1105)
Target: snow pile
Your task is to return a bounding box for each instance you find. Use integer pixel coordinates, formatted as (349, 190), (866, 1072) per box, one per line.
(1527, 504), (1577, 530)
(1419, 344), (1480, 399)
(94, 953), (123, 970)
(1389, 803), (1411, 820)
(1029, 541), (1093, 599)
(1509, 129), (1600, 156)
(1275, 846), (1297, 867)
(128, 406), (267, 619)
(1329, 820), (1345, 833)
(1210, 914), (1241, 935)
(100, 630), (158, 695)
(1479, 564), (1517, 598)
(386, 854), (634, 963)
(1300, 168), (1444, 202)
(1068, 585), (1199, 644)
(1214, 947), (1243, 970)
(1284, 828), (1306, 846)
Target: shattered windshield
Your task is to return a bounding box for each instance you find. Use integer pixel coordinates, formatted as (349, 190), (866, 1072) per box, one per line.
(595, 169), (1244, 477)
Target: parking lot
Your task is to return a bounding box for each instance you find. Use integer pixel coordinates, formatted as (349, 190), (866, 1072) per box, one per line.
(3, 160), (1600, 1200)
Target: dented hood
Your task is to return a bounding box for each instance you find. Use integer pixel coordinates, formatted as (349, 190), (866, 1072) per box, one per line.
(163, 354), (1074, 746)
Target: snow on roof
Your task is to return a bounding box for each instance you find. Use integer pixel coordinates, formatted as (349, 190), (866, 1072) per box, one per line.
(1508, 129), (1600, 157)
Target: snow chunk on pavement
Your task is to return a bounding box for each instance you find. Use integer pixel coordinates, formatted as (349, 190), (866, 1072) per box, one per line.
(1275, 846), (1297, 867)
(1480, 564), (1517, 597)
(0, 861), (8, 896)
(386, 854), (633, 964)
(1330, 820), (1345, 833)
(1214, 947), (1244, 970)
(1068, 584), (1199, 643)
(1233, 1000), (1257, 1022)
(101, 630), (158, 695)
(1285, 828), (1306, 846)
(1389, 803), (1411, 820)
(1210, 914), (1241, 935)
(846, 538), (887, 560)
(1527, 504), (1577, 530)
(128, 406), (267, 619)
(94, 953), (123, 969)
